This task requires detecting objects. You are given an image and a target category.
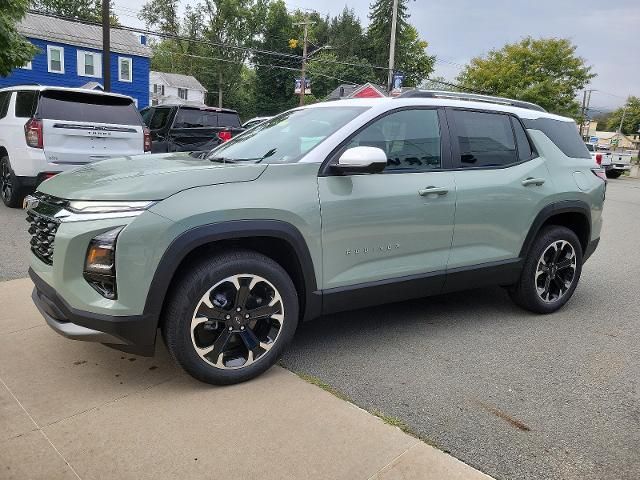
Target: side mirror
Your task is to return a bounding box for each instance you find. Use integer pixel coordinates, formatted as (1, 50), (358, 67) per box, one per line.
(331, 146), (387, 174)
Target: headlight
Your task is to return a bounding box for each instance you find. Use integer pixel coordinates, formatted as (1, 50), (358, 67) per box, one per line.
(67, 201), (154, 214)
(84, 227), (124, 299)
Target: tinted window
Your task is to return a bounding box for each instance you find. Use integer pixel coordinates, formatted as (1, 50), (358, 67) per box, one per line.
(511, 117), (534, 161)
(0, 92), (10, 119)
(585, 143), (594, 152)
(149, 107), (171, 129)
(218, 112), (241, 128)
(452, 110), (517, 168)
(345, 109), (441, 172)
(38, 91), (141, 125)
(174, 109), (219, 128)
(15, 91), (38, 118)
(521, 118), (591, 159)
(140, 107), (153, 125)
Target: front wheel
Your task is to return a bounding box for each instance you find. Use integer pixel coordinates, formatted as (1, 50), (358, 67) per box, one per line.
(605, 170), (622, 179)
(162, 249), (299, 385)
(509, 226), (583, 314)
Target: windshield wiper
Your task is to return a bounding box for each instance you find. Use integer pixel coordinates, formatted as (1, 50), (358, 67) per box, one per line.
(208, 149), (277, 164)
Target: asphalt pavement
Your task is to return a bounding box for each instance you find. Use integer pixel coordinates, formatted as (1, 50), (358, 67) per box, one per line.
(283, 178), (640, 480)
(2, 179), (638, 480)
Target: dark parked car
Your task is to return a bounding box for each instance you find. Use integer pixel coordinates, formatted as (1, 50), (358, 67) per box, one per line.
(140, 104), (243, 153)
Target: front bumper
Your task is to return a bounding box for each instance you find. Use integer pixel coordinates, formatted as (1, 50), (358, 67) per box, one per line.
(29, 268), (156, 356)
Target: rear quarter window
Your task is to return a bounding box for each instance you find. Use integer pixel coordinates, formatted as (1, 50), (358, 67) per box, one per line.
(522, 118), (591, 159)
(15, 91), (39, 118)
(0, 92), (10, 119)
(37, 91), (141, 126)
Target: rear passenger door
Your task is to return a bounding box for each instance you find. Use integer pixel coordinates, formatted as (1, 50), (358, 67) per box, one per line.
(445, 108), (554, 270)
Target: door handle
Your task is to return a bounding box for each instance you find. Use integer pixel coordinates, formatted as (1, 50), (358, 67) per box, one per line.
(521, 177), (545, 187)
(418, 186), (449, 197)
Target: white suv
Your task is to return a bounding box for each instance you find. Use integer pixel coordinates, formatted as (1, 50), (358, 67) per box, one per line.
(0, 86), (151, 207)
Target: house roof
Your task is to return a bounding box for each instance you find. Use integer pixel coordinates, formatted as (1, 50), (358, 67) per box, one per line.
(151, 71), (207, 92)
(326, 83), (387, 101)
(18, 13), (151, 58)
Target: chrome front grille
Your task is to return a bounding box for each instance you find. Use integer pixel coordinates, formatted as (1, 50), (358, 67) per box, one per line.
(26, 212), (60, 265)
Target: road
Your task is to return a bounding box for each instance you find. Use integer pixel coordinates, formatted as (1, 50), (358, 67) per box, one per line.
(283, 178), (640, 480)
(2, 179), (638, 479)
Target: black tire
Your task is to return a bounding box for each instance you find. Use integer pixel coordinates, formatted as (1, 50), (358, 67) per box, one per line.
(509, 225), (583, 314)
(605, 170), (622, 179)
(1, 156), (24, 208)
(162, 249), (299, 385)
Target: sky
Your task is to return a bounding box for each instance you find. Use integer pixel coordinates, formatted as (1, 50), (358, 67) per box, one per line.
(113, 0), (639, 110)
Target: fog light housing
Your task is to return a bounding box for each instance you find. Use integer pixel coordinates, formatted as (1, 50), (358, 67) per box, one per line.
(84, 227), (124, 299)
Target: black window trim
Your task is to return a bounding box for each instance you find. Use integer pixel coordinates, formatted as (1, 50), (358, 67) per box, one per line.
(319, 106), (453, 176)
(445, 106), (539, 171)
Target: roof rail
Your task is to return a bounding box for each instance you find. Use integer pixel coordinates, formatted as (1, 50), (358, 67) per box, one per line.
(396, 89), (547, 112)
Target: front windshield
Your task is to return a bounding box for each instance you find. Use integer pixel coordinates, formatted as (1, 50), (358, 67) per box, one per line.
(207, 106), (368, 164)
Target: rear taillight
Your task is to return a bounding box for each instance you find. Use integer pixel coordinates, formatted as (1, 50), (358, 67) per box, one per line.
(24, 118), (43, 149)
(217, 130), (232, 143)
(143, 127), (152, 152)
(595, 153), (602, 165)
(592, 168), (607, 182)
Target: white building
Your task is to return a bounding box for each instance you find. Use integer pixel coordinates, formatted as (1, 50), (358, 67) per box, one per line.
(149, 71), (207, 106)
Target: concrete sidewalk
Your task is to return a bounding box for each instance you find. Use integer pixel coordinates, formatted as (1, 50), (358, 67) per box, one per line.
(0, 278), (491, 480)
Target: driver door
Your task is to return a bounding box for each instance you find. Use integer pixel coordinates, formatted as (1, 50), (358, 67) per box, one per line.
(318, 108), (456, 310)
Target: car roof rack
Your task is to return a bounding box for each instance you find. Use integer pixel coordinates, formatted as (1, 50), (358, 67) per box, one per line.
(396, 89), (547, 112)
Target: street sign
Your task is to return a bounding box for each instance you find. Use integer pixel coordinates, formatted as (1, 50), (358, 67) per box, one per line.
(294, 78), (311, 95)
(390, 71), (405, 96)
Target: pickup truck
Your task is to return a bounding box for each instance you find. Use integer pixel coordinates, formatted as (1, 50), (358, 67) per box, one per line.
(140, 104), (244, 154)
(585, 143), (631, 178)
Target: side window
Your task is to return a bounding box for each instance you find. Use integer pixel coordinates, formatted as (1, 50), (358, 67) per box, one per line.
(149, 108), (171, 129)
(346, 109), (441, 172)
(511, 117), (534, 161)
(15, 91), (38, 118)
(0, 92), (10, 119)
(140, 107), (153, 126)
(452, 110), (517, 168)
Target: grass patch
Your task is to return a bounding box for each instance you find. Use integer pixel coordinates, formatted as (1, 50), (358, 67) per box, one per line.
(295, 372), (352, 403)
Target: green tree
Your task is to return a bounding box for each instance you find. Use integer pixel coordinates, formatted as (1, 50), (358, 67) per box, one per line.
(605, 97), (640, 135)
(0, 0), (38, 77)
(419, 76), (456, 92)
(33, 0), (119, 25)
(457, 37), (595, 117)
(365, 0), (434, 87)
(328, 7), (366, 59)
(254, 0), (297, 114)
(306, 52), (374, 99)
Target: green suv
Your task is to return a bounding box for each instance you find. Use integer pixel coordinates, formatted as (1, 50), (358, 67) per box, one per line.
(27, 91), (605, 385)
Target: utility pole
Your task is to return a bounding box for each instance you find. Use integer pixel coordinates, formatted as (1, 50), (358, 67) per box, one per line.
(579, 90), (588, 138)
(387, 0), (399, 91)
(294, 18), (315, 106)
(102, 0), (111, 91)
(218, 71), (223, 108)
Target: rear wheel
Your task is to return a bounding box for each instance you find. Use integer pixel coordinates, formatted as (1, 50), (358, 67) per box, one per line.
(162, 249), (299, 385)
(1, 157), (24, 208)
(605, 170), (622, 179)
(509, 226), (582, 314)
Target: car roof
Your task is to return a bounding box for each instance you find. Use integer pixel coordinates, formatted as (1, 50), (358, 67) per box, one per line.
(0, 85), (133, 100)
(308, 97), (573, 122)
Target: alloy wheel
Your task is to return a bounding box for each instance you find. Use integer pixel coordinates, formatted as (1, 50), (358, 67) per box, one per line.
(0, 161), (12, 203)
(535, 240), (577, 303)
(190, 274), (284, 369)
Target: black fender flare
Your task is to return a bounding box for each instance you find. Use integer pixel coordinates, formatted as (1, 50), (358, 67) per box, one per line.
(519, 200), (592, 259)
(143, 219), (321, 332)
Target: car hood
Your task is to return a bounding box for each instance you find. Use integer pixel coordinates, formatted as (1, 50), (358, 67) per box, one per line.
(37, 153), (268, 201)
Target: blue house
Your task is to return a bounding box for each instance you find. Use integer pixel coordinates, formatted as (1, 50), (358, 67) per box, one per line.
(0, 13), (151, 108)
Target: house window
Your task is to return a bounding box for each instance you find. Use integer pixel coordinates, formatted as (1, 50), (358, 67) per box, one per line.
(153, 84), (165, 95)
(77, 51), (101, 77)
(47, 45), (64, 73)
(21, 61), (32, 70)
(118, 57), (132, 82)
(178, 88), (188, 100)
